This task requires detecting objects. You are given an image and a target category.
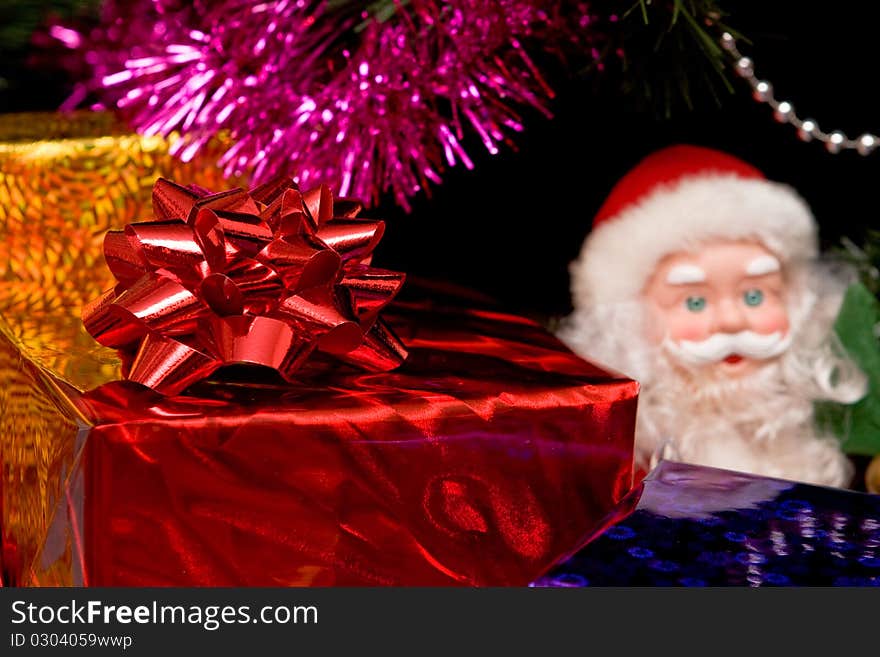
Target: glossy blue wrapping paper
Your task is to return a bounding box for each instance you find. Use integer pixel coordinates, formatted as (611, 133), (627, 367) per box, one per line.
(534, 461), (880, 586)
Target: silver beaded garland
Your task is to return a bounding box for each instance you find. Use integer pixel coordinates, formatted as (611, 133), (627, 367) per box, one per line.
(753, 80), (772, 102)
(773, 101), (793, 123)
(797, 119), (818, 142)
(721, 32), (877, 156)
(827, 131), (846, 154)
(721, 32), (736, 51)
(857, 134), (877, 155)
(735, 56), (754, 78)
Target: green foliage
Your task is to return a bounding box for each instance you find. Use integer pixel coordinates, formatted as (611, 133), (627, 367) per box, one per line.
(608, 0), (739, 115)
(816, 282), (880, 455)
(838, 233), (880, 298)
(818, 235), (880, 456)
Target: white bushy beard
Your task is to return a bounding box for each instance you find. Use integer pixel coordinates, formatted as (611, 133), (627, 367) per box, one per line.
(557, 261), (867, 488)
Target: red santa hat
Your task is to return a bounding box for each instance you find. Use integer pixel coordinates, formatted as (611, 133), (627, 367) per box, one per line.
(570, 145), (818, 307)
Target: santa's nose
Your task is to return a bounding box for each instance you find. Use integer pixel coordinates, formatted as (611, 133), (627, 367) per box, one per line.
(713, 297), (748, 333)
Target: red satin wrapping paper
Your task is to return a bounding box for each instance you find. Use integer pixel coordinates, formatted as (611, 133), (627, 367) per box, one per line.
(27, 285), (637, 586)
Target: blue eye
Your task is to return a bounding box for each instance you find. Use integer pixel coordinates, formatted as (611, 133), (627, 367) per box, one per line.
(685, 296), (707, 312)
(743, 289), (764, 307)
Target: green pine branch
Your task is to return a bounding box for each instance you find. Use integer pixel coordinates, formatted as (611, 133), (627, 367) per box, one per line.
(612, 0), (739, 115)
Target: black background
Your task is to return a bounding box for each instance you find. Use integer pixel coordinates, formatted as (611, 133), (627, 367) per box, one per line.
(3, 1), (880, 318)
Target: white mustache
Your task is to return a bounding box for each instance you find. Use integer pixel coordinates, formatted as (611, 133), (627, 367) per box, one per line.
(664, 331), (792, 365)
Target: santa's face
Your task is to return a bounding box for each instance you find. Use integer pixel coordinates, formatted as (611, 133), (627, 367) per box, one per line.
(642, 240), (791, 377)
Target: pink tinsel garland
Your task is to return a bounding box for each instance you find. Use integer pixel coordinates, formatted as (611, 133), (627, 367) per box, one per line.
(58, 0), (606, 210)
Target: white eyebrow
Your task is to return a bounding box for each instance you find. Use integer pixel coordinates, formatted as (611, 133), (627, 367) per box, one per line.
(745, 255), (780, 276)
(666, 264), (706, 285)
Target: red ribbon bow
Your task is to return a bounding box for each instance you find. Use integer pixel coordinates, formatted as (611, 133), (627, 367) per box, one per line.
(83, 177), (408, 395)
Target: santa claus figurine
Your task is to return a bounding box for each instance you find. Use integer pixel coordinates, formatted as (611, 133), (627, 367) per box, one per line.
(560, 145), (868, 487)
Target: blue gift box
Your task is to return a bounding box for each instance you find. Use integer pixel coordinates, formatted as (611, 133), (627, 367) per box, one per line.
(533, 461), (880, 586)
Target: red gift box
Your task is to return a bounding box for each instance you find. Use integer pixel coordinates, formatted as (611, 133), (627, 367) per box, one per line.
(6, 282), (637, 586)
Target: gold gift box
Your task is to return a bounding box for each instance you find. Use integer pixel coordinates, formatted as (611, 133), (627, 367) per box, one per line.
(0, 112), (245, 584)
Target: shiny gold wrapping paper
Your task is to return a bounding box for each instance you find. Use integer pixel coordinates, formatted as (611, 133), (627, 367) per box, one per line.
(0, 112), (246, 584)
